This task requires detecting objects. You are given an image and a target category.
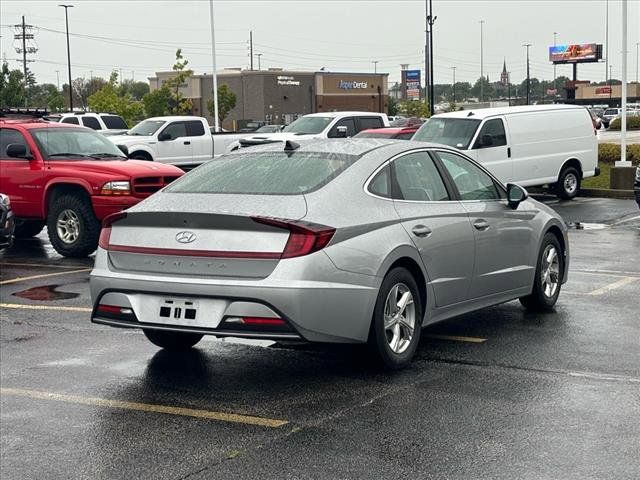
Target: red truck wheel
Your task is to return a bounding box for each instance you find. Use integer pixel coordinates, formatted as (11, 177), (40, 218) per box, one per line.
(46, 194), (101, 258)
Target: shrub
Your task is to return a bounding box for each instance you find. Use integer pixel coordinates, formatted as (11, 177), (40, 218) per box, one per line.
(608, 115), (640, 130)
(598, 143), (640, 164)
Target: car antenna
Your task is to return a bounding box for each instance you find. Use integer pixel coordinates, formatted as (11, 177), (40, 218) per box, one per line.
(467, 111), (475, 117)
(284, 140), (300, 152)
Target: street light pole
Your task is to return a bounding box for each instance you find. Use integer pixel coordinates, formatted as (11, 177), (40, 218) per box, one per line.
(553, 32), (558, 93)
(451, 66), (456, 104)
(609, 64), (613, 101)
(605, 0), (609, 85)
(480, 20), (485, 102)
(636, 42), (639, 83)
(618, 0), (629, 166)
(209, 0), (220, 132)
(59, 4), (73, 111)
(256, 53), (262, 71)
(372, 60), (378, 74)
(428, 0), (435, 116)
(523, 43), (532, 105)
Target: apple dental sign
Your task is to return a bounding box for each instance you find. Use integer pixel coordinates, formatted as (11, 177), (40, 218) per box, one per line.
(339, 80), (368, 90)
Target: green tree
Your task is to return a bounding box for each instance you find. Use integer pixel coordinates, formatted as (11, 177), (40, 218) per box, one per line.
(207, 84), (236, 123)
(0, 61), (26, 107)
(88, 71), (143, 126)
(119, 79), (150, 100)
(143, 85), (171, 117)
(387, 96), (399, 116)
(164, 49), (193, 115)
(471, 76), (495, 101)
(28, 83), (64, 112)
(399, 100), (430, 118)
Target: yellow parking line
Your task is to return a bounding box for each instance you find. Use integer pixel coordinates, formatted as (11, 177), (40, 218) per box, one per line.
(0, 303), (92, 313)
(424, 334), (487, 343)
(588, 277), (639, 296)
(0, 268), (91, 286)
(0, 388), (288, 428)
(0, 262), (89, 269)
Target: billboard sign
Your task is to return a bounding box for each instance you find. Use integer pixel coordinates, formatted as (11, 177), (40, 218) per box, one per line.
(595, 86), (612, 96)
(549, 43), (602, 64)
(402, 69), (421, 101)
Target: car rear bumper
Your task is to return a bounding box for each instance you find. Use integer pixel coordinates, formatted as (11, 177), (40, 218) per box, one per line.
(90, 249), (380, 344)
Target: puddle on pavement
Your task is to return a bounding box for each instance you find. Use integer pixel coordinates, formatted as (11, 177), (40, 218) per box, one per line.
(568, 222), (608, 230)
(41, 357), (89, 367)
(12, 284), (80, 301)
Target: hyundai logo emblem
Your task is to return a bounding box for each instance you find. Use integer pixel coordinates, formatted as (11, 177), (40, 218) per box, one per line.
(175, 231), (196, 244)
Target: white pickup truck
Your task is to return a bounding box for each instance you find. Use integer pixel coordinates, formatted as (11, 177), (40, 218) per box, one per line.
(228, 111), (390, 151)
(107, 116), (250, 169)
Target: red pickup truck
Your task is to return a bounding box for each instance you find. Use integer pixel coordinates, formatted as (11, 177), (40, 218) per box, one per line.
(0, 118), (183, 257)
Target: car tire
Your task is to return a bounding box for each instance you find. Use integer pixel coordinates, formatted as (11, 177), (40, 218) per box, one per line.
(519, 233), (564, 312)
(556, 166), (581, 200)
(368, 267), (422, 370)
(46, 194), (101, 258)
(143, 329), (203, 350)
(130, 152), (152, 161)
(14, 220), (45, 238)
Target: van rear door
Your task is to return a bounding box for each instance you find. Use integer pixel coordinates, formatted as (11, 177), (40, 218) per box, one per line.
(467, 117), (512, 183)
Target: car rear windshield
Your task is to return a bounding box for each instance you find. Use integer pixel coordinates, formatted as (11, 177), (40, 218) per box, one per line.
(101, 115), (128, 129)
(167, 151), (359, 195)
(412, 118), (481, 149)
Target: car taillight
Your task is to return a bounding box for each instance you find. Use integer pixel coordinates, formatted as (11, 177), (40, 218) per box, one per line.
(98, 212), (127, 249)
(252, 217), (335, 259)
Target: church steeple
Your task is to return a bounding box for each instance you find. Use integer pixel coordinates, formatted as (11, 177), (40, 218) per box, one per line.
(500, 58), (510, 85)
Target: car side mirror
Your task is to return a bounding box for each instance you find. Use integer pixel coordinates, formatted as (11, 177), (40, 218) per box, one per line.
(507, 183), (528, 209)
(116, 144), (129, 157)
(481, 134), (494, 147)
(158, 132), (171, 141)
(6, 143), (31, 159)
(335, 126), (348, 138)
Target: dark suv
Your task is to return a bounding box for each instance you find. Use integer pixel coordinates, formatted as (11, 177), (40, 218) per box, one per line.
(634, 166), (640, 209)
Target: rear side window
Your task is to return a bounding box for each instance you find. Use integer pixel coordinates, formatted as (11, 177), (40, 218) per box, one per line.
(0, 128), (30, 159)
(61, 117), (79, 125)
(101, 115), (128, 129)
(368, 165), (391, 198)
(81, 116), (102, 130)
(161, 122), (187, 140)
(358, 117), (383, 131)
(167, 151), (358, 195)
(186, 120), (205, 136)
(473, 119), (506, 148)
(392, 151), (449, 201)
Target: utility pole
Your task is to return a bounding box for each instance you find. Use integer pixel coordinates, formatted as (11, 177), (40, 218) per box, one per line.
(372, 60), (379, 74)
(209, 0), (220, 132)
(56, 70), (60, 90)
(618, 0), (629, 166)
(424, 0), (429, 108)
(451, 66), (456, 104)
(256, 53), (262, 71)
(428, 0), (435, 115)
(523, 43), (532, 105)
(605, 0), (609, 85)
(508, 71), (512, 106)
(59, 4), (74, 111)
(636, 42), (639, 83)
(553, 32), (558, 93)
(13, 16), (38, 106)
(609, 64), (613, 100)
(480, 20), (485, 102)
(249, 30), (253, 71)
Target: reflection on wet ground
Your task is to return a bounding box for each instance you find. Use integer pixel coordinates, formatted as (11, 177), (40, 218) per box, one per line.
(13, 284), (80, 301)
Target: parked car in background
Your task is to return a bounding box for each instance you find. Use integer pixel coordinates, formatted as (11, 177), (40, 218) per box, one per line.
(0, 118), (183, 257)
(239, 121), (267, 132)
(254, 124), (284, 133)
(587, 108), (602, 130)
(601, 108), (621, 128)
(91, 139), (569, 369)
(48, 112), (129, 136)
(108, 116), (252, 169)
(390, 116), (424, 127)
(0, 193), (15, 250)
(412, 104), (598, 199)
(635, 166), (640, 209)
(355, 126), (420, 140)
(229, 111), (389, 151)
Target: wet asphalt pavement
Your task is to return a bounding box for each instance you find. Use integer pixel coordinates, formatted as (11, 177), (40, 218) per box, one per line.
(1, 196), (639, 480)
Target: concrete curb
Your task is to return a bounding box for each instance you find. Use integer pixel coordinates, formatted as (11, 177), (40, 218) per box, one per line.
(579, 188), (635, 199)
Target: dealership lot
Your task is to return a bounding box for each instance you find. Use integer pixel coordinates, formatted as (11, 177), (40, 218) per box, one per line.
(1, 197), (639, 480)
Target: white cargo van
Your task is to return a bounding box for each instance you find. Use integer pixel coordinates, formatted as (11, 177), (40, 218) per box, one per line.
(412, 105), (598, 199)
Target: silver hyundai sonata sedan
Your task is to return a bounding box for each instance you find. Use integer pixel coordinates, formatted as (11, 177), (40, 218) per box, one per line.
(90, 139), (569, 368)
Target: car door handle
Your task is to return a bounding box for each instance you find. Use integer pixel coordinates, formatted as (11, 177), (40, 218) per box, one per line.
(507, 147), (511, 158)
(473, 219), (490, 231)
(411, 225), (432, 237)
(183, 141), (191, 145)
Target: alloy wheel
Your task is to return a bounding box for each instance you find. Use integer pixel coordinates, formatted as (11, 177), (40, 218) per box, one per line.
(56, 209), (80, 244)
(541, 245), (560, 298)
(383, 283), (416, 354)
(564, 173), (578, 195)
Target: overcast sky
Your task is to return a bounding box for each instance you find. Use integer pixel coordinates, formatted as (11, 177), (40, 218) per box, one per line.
(1, 0), (639, 87)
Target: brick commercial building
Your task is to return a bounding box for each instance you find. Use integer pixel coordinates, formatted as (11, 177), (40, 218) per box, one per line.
(570, 82), (640, 106)
(149, 69), (389, 129)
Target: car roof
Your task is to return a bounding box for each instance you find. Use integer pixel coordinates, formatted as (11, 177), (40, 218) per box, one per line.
(360, 127), (418, 134)
(0, 119), (87, 129)
(433, 104), (586, 120)
(303, 111), (387, 118)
